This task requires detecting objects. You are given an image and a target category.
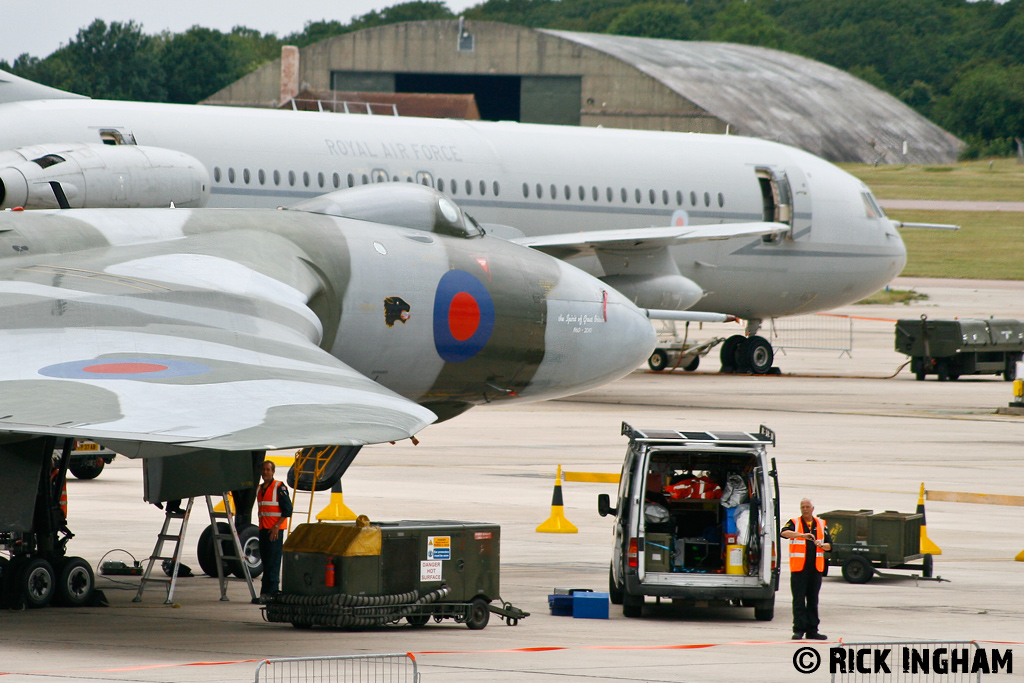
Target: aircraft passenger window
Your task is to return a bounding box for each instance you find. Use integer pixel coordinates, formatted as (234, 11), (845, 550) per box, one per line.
(273, 170), (281, 186)
(493, 181), (500, 196)
(243, 169), (250, 184)
(303, 172), (310, 187)
(362, 174), (369, 185)
(418, 172), (434, 188)
(635, 188), (641, 204)
(333, 173), (340, 188)
(439, 179), (446, 192)
(649, 189), (656, 205)
(550, 184), (557, 200)
(718, 192), (724, 207)
(451, 180), (457, 195)
(607, 187), (613, 202)
(578, 186), (585, 201)
(676, 190), (683, 206)
(258, 169), (266, 185)
(522, 183), (529, 198)
(592, 186), (598, 201)
(564, 185), (571, 200)
(662, 190), (669, 205)
(536, 184), (543, 198)
(213, 167), (221, 183)
(406, 177), (413, 183)
(690, 191), (697, 206)
(395, 175), (401, 182)
(620, 188), (627, 203)
(228, 168), (236, 184)
(347, 174), (354, 187)
(704, 192), (710, 207)
(288, 171), (296, 186)
(318, 172), (325, 188)
(480, 180), (486, 195)
(465, 180), (472, 195)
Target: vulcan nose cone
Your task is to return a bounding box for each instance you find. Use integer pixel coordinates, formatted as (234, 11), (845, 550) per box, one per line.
(522, 260), (656, 400)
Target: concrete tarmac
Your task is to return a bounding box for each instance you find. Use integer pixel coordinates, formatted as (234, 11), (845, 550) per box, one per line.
(1, 277), (1022, 682)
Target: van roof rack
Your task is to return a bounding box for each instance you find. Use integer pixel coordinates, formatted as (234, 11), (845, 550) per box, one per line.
(621, 422), (775, 446)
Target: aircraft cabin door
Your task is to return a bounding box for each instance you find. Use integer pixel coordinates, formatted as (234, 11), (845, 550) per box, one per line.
(755, 165), (811, 242)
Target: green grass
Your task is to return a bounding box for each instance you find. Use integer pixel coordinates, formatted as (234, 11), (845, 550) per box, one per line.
(889, 209), (1024, 280)
(840, 157), (1024, 202)
(854, 288), (929, 305)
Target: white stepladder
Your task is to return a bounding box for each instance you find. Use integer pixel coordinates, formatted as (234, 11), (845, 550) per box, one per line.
(134, 493), (257, 604)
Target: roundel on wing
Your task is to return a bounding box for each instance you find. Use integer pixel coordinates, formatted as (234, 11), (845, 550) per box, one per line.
(39, 358), (211, 380)
(433, 269), (495, 363)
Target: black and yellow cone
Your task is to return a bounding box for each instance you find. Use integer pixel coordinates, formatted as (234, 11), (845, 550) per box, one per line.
(537, 465), (578, 533)
(316, 480), (357, 521)
(917, 482), (942, 555)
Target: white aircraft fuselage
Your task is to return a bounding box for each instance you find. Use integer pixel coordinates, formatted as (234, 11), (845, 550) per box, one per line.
(0, 98), (907, 321)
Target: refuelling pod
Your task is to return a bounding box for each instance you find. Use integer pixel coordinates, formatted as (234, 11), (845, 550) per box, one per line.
(0, 143), (210, 209)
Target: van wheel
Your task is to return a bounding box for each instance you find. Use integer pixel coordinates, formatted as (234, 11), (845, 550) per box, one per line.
(753, 599), (774, 621)
(841, 555), (873, 584)
(608, 564), (623, 605)
(622, 592), (643, 618)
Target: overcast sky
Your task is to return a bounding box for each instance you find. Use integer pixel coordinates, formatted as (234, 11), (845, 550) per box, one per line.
(1, 0), (480, 63)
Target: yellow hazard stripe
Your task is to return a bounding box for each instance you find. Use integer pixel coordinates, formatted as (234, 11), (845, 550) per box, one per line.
(926, 490), (1024, 506)
(563, 472), (620, 484)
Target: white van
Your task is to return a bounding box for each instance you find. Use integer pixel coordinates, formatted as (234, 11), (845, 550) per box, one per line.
(598, 423), (780, 619)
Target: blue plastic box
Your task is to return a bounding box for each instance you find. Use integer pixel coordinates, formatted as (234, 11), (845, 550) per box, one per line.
(548, 594), (574, 616)
(572, 591), (609, 619)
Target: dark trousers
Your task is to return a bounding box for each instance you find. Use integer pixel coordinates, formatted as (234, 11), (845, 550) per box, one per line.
(790, 567), (823, 635)
(258, 528), (283, 595)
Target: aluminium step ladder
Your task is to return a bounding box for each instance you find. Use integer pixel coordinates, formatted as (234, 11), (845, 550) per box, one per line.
(134, 494), (257, 604)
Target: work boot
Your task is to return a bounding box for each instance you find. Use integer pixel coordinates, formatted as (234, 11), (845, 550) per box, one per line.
(792, 632), (804, 640)
(806, 633), (828, 640)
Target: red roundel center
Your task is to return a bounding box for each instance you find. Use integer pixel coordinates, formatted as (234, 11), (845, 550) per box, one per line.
(448, 292), (480, 341)
(83, 362), (169, 374)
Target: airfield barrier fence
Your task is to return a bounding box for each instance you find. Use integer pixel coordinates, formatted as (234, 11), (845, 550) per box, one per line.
(831, 641), (982, 683)
(772, 313), (854, 357)
(254, 653), (418, 683)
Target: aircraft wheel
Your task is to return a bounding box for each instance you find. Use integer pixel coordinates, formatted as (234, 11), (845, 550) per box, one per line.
(231, 524), (263, 579)
(744, 336), (774, 374)
(197, 523), (232, 577)
(647, 349), (669, 372)
(609, 563), (623, 605)
(720, 335), (745, 373)
(54, 556), (95, 607)
(684, 356), (700, 372)
(465, 597), (490, 630)
(69, 458), (104, 480)
(841, 556), (873, 584)
(19, 556), (56, 608)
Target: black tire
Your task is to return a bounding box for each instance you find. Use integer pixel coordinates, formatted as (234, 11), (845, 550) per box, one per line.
(1004, 359), (1017, 382)
(936, 359), (950, 382)
(465, 597), (490, 630)
(69, 459), (104, 480)
(684, 356), (700, 372)
(197, 523), (232, 578)
(231, 524), (263, 579)
(648, 349), (669, 372)
(720, 335), (745, 372)
(19, 556), (56, 608)
(609, 564), (623, 605)
(291, 621), (313, 630)
(753, 598), (774, 621)
(622, 592), (643, 618)
(744, 335), (774, 375)
(922, 554), (934, 579)
(912, 357), (926, 381)
(407, 613), (430, 627)
(841, 555), (873, 584)
(54, 556), (94, 607)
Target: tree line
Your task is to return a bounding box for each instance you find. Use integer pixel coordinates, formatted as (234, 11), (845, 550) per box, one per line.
(4, 0), (1022, 158)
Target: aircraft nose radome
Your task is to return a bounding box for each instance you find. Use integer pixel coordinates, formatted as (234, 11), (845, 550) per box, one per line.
(522, 262), (656, 401)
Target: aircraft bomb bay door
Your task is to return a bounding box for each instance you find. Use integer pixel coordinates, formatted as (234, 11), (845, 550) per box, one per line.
(755, 166), (811, 242)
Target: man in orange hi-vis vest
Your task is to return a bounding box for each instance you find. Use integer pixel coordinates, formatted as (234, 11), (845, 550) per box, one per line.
(255, 460), (292, 603)
(781, 498), (832, 640)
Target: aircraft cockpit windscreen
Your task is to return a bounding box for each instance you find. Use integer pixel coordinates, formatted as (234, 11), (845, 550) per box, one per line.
(289, 184), (482, 238)
(861, 190), (887, 219)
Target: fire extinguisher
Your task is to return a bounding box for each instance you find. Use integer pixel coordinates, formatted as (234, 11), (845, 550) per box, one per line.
(325, 557), (335, 588)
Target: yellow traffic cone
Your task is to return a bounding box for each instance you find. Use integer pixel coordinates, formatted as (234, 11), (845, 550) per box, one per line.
(317, 481), (357, 521)
(1015, 549), (1024, 562)
(537, 465), (578, 533)
(917, 483), (942, 555)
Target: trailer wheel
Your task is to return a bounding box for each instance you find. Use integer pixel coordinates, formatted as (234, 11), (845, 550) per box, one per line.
(609, 564), (623, 605)
(54, 556), (94, 607)
(465, 597), (490, 630)
(936, 359), (951, 382)
(922, 554), (934, 579)
(753, 598), (774, 621)
(1004, 359), (1017, 382)
(841, 556), (873, 584)
(19, 556), (56, 608)
(69, 458), (104, 480)
(648, 349), (669, 372)
(684, 356), (700, 372)
(622, 592), (643, 618)
(744, 336), (774, 375)
(407, 613), (430, 627)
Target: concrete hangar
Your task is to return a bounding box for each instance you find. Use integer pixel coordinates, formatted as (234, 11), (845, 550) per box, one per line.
(205, 20), (962, 164)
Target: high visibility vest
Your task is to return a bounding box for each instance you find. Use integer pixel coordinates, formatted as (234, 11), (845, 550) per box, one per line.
(258, 481), (289, 531)
(789, 516), (825, 572)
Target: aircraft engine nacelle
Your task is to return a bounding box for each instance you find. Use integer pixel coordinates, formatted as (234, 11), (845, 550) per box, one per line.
(600, 273), (705, 311)
(0, 142), (210, 210)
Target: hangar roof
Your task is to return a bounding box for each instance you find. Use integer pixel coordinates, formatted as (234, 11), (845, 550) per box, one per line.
(541, 31), (962, 164)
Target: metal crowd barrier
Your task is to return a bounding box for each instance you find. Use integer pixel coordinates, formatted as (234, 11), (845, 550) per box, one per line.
(254, 653), (419, 683)
(773, 313), (854, 357)
(831, 641), (984, 683)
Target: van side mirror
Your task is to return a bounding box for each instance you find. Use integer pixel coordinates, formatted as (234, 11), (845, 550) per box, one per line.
(597, 493), (617, 517)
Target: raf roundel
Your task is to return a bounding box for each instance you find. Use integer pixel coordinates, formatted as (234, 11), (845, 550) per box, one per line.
(39, 358), (212, 380)
(433, 269), (495, 363)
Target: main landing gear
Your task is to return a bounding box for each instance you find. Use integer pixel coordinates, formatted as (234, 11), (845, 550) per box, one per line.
(1, 436), (97, 609)
(719, 330), (777, 375)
